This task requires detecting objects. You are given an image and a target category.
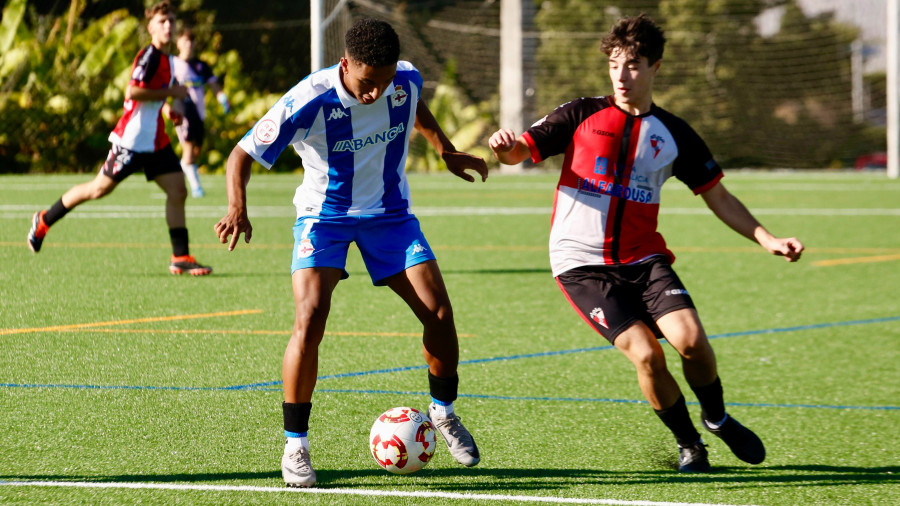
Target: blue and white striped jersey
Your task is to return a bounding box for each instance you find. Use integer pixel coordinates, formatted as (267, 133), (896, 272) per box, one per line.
(238, 61), (422, 218)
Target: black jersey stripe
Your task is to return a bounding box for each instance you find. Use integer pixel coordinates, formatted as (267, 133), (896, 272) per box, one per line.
(608, 114), (634, 264)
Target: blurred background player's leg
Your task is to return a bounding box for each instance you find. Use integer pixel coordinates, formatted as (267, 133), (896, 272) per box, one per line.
(177, 102), (206, 198)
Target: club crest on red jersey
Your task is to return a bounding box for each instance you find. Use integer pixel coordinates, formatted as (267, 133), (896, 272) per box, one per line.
(650, 134), (665, 159)
(590, 307), (608, 328)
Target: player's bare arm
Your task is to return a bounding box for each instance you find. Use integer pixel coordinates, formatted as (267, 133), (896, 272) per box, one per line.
(214, 145), (254, 251)
(414, 101), (488, 182)
(127, 83), (188, 102)
(701, 182), (804, 262)
(488, 128), (530, 165)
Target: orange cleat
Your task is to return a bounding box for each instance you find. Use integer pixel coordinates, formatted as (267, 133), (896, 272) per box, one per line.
(169, 255), (212, 276)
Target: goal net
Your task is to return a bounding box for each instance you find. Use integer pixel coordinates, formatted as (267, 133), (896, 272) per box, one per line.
(319, 0), (889, 170)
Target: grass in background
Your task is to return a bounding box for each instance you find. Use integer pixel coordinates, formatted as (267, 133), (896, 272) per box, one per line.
(1, 171), (898, 505)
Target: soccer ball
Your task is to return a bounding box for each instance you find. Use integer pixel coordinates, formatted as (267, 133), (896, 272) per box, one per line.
(369, 406), (437, 474)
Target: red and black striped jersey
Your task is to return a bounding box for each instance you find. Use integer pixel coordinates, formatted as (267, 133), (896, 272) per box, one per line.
(522, 96), (723, 275)
(108, 44), (175, 152)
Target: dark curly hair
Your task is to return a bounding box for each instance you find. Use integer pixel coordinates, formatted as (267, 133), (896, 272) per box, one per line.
(600, 14), (666, 64)
(345, 18), (400, 68)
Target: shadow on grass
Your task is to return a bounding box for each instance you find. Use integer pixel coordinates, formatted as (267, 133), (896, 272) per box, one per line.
(3, 465), (897, 491)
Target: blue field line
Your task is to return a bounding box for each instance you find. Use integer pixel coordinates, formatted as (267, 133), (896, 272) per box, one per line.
(706, 315), (900, 339)
(3, 315), (898, 397)
(225, 314), (900, 389)
(220, 345), (620, 390)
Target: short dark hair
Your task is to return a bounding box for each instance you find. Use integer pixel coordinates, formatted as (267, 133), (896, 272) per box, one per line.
(145, 1), (175, 20)
(600, 14), (666, 65)
(345, 18), (400, 68)
(179, 26), (195, 40)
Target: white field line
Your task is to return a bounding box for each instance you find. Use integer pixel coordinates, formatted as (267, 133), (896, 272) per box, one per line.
(0, 480), (757, 506)
(1, 204), (900, 219)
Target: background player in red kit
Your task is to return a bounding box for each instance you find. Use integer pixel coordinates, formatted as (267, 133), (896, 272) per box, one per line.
(27, 1), (211, 276)
(489, 14), (803, 472)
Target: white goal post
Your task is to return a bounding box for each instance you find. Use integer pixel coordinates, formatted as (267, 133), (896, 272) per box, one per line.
(888, 0), (899, 178)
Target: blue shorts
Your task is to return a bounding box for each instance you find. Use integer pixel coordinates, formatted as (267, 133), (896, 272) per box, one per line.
(291, 213), (436, 285)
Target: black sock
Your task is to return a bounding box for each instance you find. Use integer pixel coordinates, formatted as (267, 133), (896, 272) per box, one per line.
(169, 227), (189, 256)
(43, 198), (70, 227)
(654, 395), (701, 447)
(428, 372), (458, 404)
(283, 402), (312, 434)
(690, 376), (725, 423)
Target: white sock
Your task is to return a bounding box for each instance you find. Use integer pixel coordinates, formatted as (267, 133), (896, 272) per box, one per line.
(181, 162), (202, 192)
(430, 401), (454, 417)
(285, 436), (308, 452)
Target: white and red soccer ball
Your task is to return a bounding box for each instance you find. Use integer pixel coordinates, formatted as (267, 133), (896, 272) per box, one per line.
(369, 406), (436, 474)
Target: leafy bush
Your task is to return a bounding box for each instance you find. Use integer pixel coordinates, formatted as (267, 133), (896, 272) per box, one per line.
(0, 0), (290, 174)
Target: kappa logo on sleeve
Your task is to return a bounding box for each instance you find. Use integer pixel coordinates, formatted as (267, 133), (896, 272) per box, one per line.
(255, 119), (278, 144)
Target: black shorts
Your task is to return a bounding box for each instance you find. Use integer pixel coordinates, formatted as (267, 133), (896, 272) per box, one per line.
(176, 101), (205, 145)
(100, 143), (182, 183)
(555, 256), (695, 344)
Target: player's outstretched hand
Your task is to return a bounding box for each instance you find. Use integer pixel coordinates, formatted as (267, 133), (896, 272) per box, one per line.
(489, 128), (518, 153)
(766, 236), (804, 262)
(167, 109), (183, 126)
(214, 210), (253, 251)
(442, 151), (489, 183)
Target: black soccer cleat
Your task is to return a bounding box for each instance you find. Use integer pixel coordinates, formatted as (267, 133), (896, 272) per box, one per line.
(678, 441), (711, 473)
(702, 414), (765, 464)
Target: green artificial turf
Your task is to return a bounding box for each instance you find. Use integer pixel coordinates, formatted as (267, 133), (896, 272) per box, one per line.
(1, 171), (897, 505)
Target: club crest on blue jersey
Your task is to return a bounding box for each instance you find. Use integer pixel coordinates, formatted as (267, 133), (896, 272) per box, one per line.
(391, 85), (408, 107)
(255, 119), (278, 144)
(297, 238), (314, 258)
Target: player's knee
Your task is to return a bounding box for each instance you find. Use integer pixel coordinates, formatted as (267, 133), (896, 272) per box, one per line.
(420, 301), (454, 329)
(166, 184), (188, 202)
(294, 299), (331, 330)
(288, 329), (324, 351)
(675, 334), (712, 362)
(630, 345), (668, 374)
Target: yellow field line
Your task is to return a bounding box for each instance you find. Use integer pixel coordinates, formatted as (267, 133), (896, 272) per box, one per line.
(65, 328), (475, 337)
(0, 309), (263, 336)
(0, 242), (286, 250)
(6, 241), (900, 255)
(812, 254), (900, 267)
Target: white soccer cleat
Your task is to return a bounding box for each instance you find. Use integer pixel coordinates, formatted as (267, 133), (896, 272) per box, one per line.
(428, 403), (480, 467)
(281, 443), (317, 487)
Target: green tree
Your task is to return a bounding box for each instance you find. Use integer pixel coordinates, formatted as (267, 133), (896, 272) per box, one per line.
(0, 0), (284, 174)
(532, 0), (882, 168)
(406, 61), (494, 173)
